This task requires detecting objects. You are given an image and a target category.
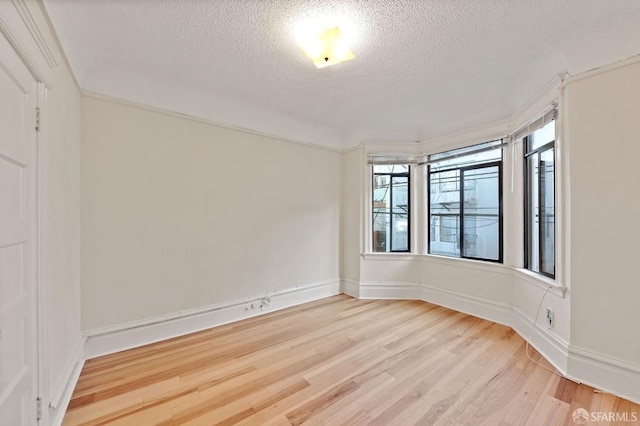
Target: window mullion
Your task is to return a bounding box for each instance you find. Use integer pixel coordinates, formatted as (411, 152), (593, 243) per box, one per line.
(523, 140), (529, 269)
(537, 153), (543, 273)
(427, 167), (432, 254)
(498, 162), (503, 263)
(459, 170), (465, 258)
(389, 177), (394, 252)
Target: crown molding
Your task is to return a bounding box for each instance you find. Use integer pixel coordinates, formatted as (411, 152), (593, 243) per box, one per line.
(567, 53), (640, 85)
(82, 90), (345, 154)
(12, 0), (56, 67)
(0, 0), (55, 86)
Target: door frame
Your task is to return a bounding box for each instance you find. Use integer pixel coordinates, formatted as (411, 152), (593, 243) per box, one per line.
(35, 81), (49, 425)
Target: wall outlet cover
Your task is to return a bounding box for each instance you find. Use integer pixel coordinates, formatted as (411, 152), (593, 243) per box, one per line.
(545, 308), (554, 327)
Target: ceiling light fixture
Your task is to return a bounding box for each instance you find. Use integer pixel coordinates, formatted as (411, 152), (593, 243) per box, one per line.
(297, 26), (355, 69)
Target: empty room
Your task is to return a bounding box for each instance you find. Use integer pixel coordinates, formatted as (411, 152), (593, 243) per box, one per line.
(1, 0), (640, 425)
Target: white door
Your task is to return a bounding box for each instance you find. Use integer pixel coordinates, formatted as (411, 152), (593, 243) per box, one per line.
(0, 29), (40, 425)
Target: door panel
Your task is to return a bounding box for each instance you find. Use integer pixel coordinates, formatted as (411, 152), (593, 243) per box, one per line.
(0, 27), (38, 426)
(0, 158), (26, 224)
(0, 57), (28, 148)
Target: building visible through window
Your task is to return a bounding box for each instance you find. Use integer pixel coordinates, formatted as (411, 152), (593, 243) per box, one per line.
(428, 140), (503, 262)
(372, 165), (410, 252)
(524, 120), (555, 277)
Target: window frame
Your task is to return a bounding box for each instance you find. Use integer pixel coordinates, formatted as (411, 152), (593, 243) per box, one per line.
(426, 158), (504, 263)
(372, 165), (411, 253)
(523, 136), (556, 278)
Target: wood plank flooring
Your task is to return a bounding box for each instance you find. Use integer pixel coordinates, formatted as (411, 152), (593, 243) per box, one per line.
(63, 295), (640, 425)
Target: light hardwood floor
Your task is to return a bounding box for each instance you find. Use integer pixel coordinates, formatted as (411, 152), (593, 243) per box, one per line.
(64, 295), (639, 425)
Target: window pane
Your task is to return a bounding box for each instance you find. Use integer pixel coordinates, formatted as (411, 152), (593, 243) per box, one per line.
(526, 155), (540, 271)
(526, 149), (555, 275)
(428, 140), (502, 262)
(524, 116), (556, 278)
(528, 120), (555, 151)
(372, 165), (410, 252)
(440, 216), (459, 243)
(373, 164), (409, 174)
(540, 148), (555, 276)
(373, 173), (390, 252)
(391, 176), (409, 251)
(462, 166), (500, 260)
(429, 140), (501, 171)
(372, 214), (389, 252)
(429, 170), (460, 257)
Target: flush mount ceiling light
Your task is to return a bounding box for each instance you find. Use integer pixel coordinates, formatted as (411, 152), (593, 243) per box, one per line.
(297, 26), (355, 69)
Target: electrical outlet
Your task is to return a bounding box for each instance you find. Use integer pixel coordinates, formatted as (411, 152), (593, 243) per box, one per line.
(545, 308), (554, 327)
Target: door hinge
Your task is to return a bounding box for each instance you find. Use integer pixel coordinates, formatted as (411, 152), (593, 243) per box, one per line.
(35, 106), (41, 132)
(36, 396), (42, 421)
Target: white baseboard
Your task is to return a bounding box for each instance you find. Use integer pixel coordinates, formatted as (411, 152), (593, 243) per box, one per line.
(359, 281), (420, 299)
(353, 280), (512, 326)
(512, 305), (640, 405)
(568, 345), (640, 405)
(512, 306), (570, 374)
(84, 280), (341, 359)
(341, 278), (360, 298)
(49, 337), (86, 426)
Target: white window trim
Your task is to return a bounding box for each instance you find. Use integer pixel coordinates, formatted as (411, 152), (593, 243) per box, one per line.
(365, 156), (420, 254)
(508, 106), (565, 286)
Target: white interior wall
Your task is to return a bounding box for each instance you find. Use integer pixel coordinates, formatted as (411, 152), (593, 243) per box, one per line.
(511, 273), (571, 373)
(43, 51), (83, 404)
(566, 61), (640, 368)
(340, 148), (363, 284)
(421, 258), (513, 312)
(81, 96), (341, 331)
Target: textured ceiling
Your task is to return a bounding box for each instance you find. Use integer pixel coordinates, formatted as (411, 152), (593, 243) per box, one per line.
(44, 0), (640, 149)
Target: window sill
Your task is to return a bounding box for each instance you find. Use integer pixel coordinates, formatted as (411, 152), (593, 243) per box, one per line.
(512, 268), (567, 298)
(421, 252), (500, 264)
(361, 252), (420, 261)
(360, 254), (567, 298)
(361, 253), (509, 274)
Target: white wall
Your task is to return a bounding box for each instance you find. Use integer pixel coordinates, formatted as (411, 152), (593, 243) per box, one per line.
(341, 148), (363, 284)
(421, 257), (512, 311)
(356, 255), (513, 324)
(81, 96), (341, 330)
(511, 273), (571, 373)
(43, 45), (83, 409)
(566, 61), (640, 367)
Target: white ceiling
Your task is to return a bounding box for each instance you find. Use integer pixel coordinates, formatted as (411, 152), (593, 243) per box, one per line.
(43, 0), (640, 150)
